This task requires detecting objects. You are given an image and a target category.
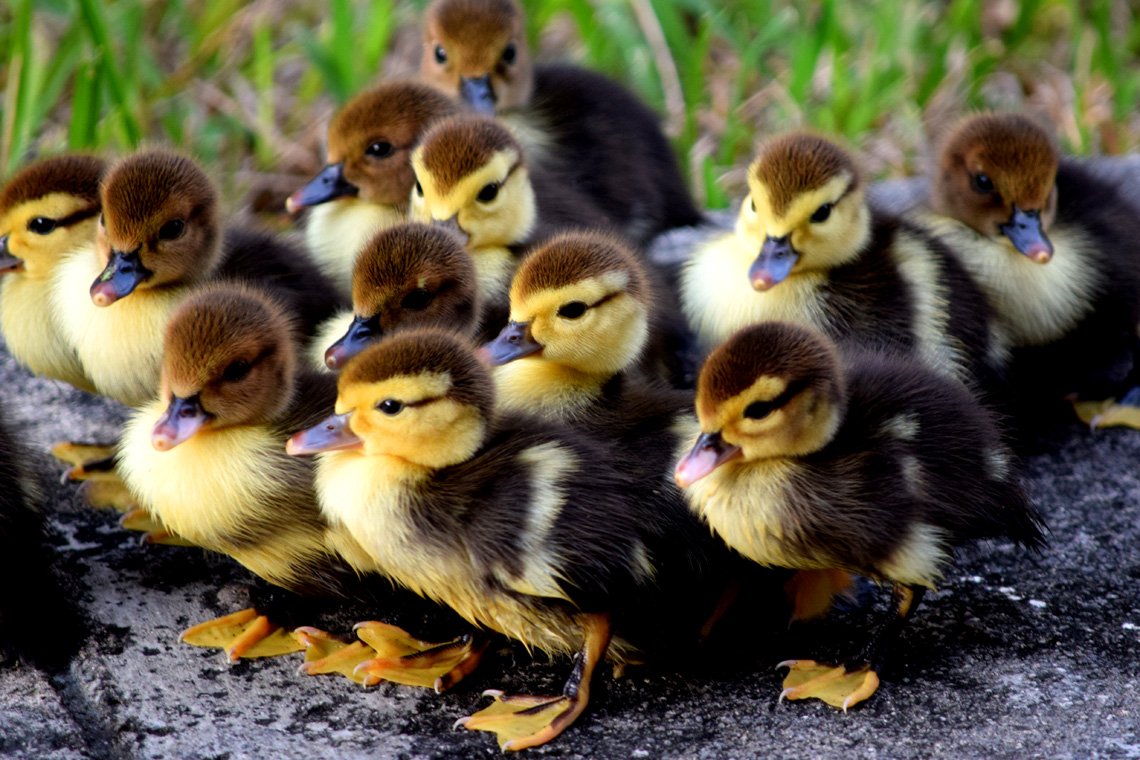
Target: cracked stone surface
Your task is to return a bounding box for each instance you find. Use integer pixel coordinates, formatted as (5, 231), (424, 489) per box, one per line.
(2, 162), (1140, 759)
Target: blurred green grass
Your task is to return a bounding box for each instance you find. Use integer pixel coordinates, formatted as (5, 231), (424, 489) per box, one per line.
(2, 0), (1138, 210)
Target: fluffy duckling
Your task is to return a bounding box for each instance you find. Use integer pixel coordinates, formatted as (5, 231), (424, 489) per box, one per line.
(927, 112), (1140, 429)
(419, 0), (702, 245)
(483, 230), (690, 420)
(287, 82), (461, 293)
(676, 322), (1045, 710)
(52, 150), (343, 408)
(317, 222), (482, 372)
(0, 155), (103, 392)
(681, 133), (998, 388)
(288, 328), (726, 750)
(410, 113), (613, 315)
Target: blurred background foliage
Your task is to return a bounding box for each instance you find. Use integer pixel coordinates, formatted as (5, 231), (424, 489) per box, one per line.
(1, 0), (1138, 211)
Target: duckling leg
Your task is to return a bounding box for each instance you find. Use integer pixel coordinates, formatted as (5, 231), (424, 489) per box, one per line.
(180, 608), (306, 661)
(457, 612), (611, 752)
(1073, 386), (1140, 430)
(51, 442), (118, 482)
(784, 569), (855, 623)
(354, 622), (489, 691)
(117, 508), (194, 546)
(778, 584), (925, 711)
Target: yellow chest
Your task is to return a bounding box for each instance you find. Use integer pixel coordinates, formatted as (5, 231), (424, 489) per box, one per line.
(470, 245), (518, 312)
(52, 248), (183, 407)
(1, 272), (94, 392)
(119, 403), (328, 585)
(680, 233), (829, 351)
(305, 200), (405, 295)
(492, 360), (601, 420)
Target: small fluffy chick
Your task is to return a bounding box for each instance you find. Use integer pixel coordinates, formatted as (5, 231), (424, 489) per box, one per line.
(676, 322), (1044, 710)
(287, 82), (461, 293)
(0, 155), (103, 392)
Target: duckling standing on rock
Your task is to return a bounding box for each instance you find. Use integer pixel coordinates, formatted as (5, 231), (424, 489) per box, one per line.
(675, 322), (1045, 710)
(315, 222), (483, 372)
(681, 133), (999, 389)
(0, 155), (103, 393)
(926, 112), (1140, 430)
(419, 0), (703, 245)
(288, 329), (731, 751)
(410, 113), (612, 323)
(286, 82), (461, 294)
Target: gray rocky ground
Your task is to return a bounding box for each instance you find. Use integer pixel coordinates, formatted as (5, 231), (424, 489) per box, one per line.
(2, 163), (1140, 759)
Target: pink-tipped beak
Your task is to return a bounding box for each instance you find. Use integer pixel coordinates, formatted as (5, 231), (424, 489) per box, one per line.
(286, 413), (363, 456)
(675, 431), (742, 488)
(151, 396), (211, 451)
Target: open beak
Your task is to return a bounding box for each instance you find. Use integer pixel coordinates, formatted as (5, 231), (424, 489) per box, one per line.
(480, 321), (541, 366)
(90, 248), (151, 306)
(0, 235), (23, 274)
(749, 235), (799, 291)
(151, 395), (212, 451)
(286, 412), (362, 456)
(675, 431), (743, 488)
(286, 163), (359, 214)
(431, 214), (470, 247)
(325, 316), (380, 371)
(459, 75), (496, 115)
(1000, 204), (1053, 263)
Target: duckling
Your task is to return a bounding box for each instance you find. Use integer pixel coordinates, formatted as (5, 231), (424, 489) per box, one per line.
(675, 322), (1045, 710)
(288, 328), (728, 751)
(926, 112), (1140, 429)
(680, 133), (999, 389)
(118, 283), (473, 676)
(419, 0), (703, 245)
(0, 154), (103, 392)
(410, 113), (613, 317)
(286, 81), (461, 294)
(315, 222), (482, 373)
(52, 150), (343, 409)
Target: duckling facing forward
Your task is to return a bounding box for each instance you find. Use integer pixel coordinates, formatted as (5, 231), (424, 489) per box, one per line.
(681, 133), (998, 388)
(0, 154), (103, 392)
(410, 113), (613, 319)
(289, 328), (727, 750)
(316, 222), (483, 372)
(419, 0), (703, 245)
(676, 322), (1045, 710)
(927, 112), (1140, 430)
(287, 82), (461, 293)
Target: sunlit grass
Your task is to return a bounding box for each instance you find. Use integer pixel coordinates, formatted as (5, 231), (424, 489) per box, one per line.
(1, 0), (1137, 209)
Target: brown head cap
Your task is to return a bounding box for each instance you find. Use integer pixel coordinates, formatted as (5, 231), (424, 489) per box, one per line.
(0, 154), (104, 219)
(415, 114), (522, 195)
(512, 230), (647, 304)
(751, 134), (860, 218)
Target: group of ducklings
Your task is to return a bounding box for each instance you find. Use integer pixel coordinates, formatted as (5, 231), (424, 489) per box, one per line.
(2, 0), (1138, 751)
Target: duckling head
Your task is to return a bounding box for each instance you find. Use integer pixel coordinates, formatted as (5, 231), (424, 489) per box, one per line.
(0, 155), (103, 279)
(737, 134), (870, 291)
(92, 151), (220, 307)
(151, 283), (297, 451)
(286, 82), (460, 213)
(932, 112), (1058, 264)
(675, 322), (845, 487)
(410, 114), (536, 250)
(289, 328), (492, 470)
(482, 231), (649, 378)
(324, 222), (480, 370)
(420, 0), (533, 114)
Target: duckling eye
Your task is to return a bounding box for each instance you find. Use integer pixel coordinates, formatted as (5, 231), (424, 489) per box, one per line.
(810, 203), (833, 224)
(502, 42), (517, 64)
(415, 180), (424, 197)
(557, 301), (587, 319)
(971, 172), (995, 194)
(366, 142), (393, 158)
(27, 217), (57, 234)
(743, 400), (777, 420)
(477, 182), (500, 203)
(376, 398), (404, 415)
(221, 359), (250, 382)
(750, 198), (756, 213)
(434, 45), (447, 64)
(158, 219), (186, 240)
(401, 288), (434, 310)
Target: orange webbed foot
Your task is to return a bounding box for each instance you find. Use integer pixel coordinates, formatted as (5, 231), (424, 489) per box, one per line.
(179, 608), (305, 661)
(352, 622), (487, 691)
(777, 659), (880, 712)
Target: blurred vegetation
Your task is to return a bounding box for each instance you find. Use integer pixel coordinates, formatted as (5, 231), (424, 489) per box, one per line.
(1, 0), (1138, 210)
